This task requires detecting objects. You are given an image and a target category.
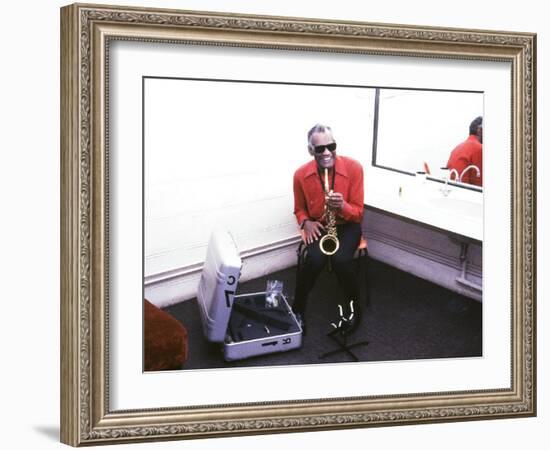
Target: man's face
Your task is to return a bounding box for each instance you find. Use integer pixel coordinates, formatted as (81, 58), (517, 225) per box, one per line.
(310, 131), (336, 170)
(476, 126), (483, 143)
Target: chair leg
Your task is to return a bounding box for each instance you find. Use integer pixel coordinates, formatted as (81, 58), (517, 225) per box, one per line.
(365, 250), (370, 308)
(358, 249), (370, 309)
(295, 242), (304, 291)
(294, 242), (307, 311)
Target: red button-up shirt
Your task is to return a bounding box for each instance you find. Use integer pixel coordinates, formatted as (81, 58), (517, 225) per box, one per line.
(293, 155), (364, 226)
(447, 135), (483, 186)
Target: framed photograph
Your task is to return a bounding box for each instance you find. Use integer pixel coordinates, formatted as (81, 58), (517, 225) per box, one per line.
(60, 3), (536, 446)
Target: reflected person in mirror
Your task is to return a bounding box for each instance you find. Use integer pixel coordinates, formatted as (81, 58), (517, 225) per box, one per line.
(446, 116), (483, 186)
(292, 124), (364, 333)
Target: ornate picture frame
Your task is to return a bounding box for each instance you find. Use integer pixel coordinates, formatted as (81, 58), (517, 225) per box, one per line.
(60, 3), (536, 446)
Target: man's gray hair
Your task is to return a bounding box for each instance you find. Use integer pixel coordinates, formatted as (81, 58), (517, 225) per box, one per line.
(307, 124), (334, 148)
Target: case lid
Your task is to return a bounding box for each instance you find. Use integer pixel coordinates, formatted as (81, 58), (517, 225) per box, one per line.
(197, 230), (242, 342)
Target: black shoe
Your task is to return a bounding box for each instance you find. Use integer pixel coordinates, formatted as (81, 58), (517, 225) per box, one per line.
(294, 312), (306, 336)
(344, 299), (362, 334)
(331, 300), (362, 336)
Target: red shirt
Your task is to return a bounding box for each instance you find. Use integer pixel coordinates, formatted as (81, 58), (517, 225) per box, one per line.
(446, 135), (483, 186)
(293, 155), (364, 226)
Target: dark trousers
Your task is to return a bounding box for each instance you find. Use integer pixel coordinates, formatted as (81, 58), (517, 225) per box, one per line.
(293, 222), (362, 315)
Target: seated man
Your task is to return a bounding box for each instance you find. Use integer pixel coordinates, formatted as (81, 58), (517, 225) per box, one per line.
(447, 116), (483, 186)
(292, 124), (364, 332)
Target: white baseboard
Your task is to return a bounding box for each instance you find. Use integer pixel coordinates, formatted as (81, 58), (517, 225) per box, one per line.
(146, 209), (483, 308)
(145, 236), (300, 308)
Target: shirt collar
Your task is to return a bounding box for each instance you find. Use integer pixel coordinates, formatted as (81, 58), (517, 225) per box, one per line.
(304, 156), (349, 179)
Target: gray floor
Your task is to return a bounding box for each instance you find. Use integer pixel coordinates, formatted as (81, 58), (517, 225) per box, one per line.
(164, 258), (482, 370)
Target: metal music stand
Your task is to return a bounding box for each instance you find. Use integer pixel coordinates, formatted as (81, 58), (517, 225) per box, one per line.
(318, 301), (369, 362)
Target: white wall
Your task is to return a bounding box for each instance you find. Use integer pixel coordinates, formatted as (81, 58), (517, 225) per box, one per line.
(143, 77), (375, 277)
(364, 208), (483, 301)
(140, 71), (376, 305)
(0, 1), (547, 450)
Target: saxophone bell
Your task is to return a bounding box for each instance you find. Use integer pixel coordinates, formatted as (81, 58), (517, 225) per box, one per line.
(319, 233), (340, 255)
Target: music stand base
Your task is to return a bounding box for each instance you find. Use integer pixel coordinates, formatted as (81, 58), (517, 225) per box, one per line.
(318, 332), (369, 362)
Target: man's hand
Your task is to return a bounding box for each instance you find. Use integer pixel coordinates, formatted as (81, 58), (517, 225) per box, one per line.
(326, 191), (344, 210)
(303, 220), (325, 244)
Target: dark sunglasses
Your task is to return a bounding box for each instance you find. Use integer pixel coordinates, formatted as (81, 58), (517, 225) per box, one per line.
(313, 142), (337, 154)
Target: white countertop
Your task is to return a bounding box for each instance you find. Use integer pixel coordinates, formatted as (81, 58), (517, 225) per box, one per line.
(364, 169), (483, 242)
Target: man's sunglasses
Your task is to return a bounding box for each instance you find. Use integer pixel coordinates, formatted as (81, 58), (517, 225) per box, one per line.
(313, 142), (337, 154)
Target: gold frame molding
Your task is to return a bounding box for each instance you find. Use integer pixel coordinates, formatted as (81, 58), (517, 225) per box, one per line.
(60, 3), (536, 446)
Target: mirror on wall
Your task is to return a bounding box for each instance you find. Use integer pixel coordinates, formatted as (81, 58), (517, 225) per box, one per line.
(373, 88), (484, 189)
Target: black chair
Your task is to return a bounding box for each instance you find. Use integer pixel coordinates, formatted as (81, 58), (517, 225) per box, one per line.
(296, 232), (370, 308)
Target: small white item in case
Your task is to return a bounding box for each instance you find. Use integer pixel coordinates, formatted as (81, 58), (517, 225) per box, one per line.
(265, 279), (283, 308)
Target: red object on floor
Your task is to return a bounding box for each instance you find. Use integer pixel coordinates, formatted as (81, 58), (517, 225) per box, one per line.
(423, 161), (431, 175)
(144, 299), (188, 371)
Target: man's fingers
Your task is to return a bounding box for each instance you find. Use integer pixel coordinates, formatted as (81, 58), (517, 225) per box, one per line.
(304, 222), (326, 245)
(328, 193), (344, 208)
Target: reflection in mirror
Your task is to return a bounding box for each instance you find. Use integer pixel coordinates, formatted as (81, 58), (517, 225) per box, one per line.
(373, 88), (483, 189)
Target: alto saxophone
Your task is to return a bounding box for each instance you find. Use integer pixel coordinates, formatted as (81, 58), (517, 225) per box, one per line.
(319, 168), (340, 256)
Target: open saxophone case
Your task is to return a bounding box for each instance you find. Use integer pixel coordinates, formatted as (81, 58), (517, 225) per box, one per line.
(197, 230), (303, 361)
